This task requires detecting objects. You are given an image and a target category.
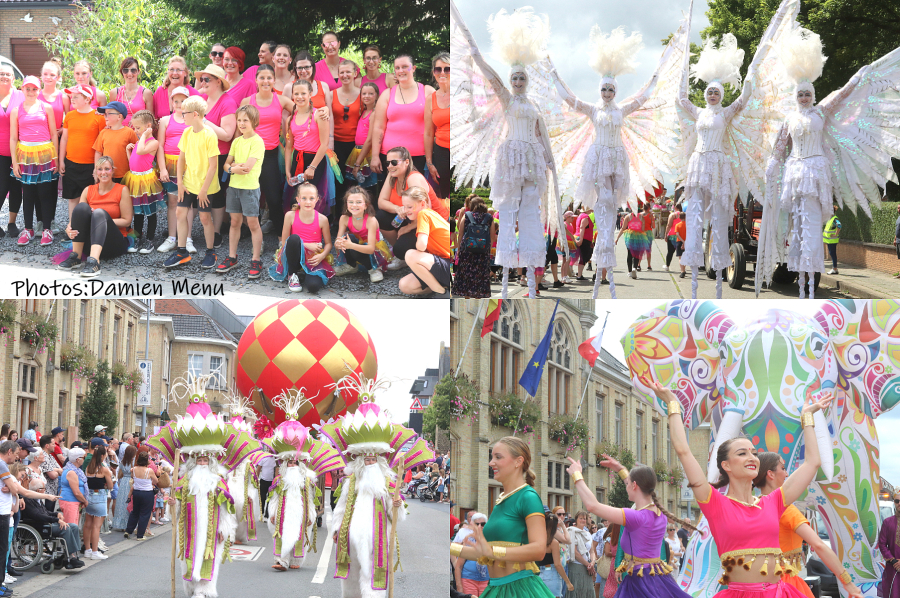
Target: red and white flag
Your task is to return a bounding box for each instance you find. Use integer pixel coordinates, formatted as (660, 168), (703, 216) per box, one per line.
(578, 314), (609, 368)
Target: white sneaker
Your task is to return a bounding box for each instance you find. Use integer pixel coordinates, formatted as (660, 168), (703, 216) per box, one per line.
(827, 269), (838, 275)
(333, 263), (357, 276)
(288, 273), (302, 292)
(369, 269), (384, 283)
(186, 238), (197, 254)
(157, 236), (177, 252)
(260, 220), (274, 234)
(662, 265), (669, 272)
(387, 257), (404, 271)
(5, 573), (16, 584)
(90, 552), (108, 560)
(630, 270), (637, 279)
(98, 540), (108, 551)
(84, 549), (92, 558)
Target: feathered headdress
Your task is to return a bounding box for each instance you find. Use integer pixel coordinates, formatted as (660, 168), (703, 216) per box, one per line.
(267, 388), (314, 459)
(588, 26), (643, 91)
(691, 33), (745, 96)
(223, 388), (256, 434)
(487, 6), (550, 73)
(779, 27), (826, 101)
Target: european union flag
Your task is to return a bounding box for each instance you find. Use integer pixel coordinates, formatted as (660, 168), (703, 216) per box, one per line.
(519, 301), (559, 397)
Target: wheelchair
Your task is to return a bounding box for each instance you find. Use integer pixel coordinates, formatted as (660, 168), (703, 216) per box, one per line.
(11, 521), (73, 574)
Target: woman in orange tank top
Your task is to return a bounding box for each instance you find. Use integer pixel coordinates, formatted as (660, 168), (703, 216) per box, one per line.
(424, 51), (450, 199)
(58, 155), (132, 277)
(753, 452), (862, 598)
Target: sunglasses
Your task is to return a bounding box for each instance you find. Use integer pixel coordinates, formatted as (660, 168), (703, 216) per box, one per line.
(895, 499), (900, 504)
(387, 159), (401, 167)
(199, 77), (212, 83)
(433, 67), (450, 74)
(474, 522), (486, 526)
(343, 106), (349, 122)
(121, 68), (139, 74)
(210, 51), (224, 58)
(556, 512), (567, 517)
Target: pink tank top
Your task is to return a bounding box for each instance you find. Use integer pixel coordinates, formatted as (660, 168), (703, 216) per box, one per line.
(362, 73), (388, 95)
(0, 90), (24, 156)
(152, 84), (198, 120)
(163, 116), (188, 155)
(382, 83), (426, 155)
(355, 111), (371, 146)
(129, 136), (156, 172)
(348, 214), (378, 241)
(250, 94), (282, 150)
(38, 90), (64, 130)
(18, 104), (51, 143)
(290, 209), (322, 244)
(314, 59), (341, 91)
(291, 111), (320, 153)
(115, 85), (147, 126)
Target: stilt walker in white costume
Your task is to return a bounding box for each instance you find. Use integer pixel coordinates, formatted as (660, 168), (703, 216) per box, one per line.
(540, 15), (689, 299)
(677, 0), (796, 299)
(263, 389), (345, 572)
(224, 392), (262, 545)
(450, 1), (566, 298)
(756, 24), (900, 298)
(319, 370), (435, 598)
(148, 373), (262, 598)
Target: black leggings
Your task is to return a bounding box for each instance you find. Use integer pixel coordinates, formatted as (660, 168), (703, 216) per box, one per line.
(432, 142), (450, 199)
(627, 252), (637, 272)
(283, 234), (325, 294)
(70, 203), (129, 260)
(666, 238), (677, 267)
(0, 155), (22, 214)
(22, 180), (57, 230)
(133, 213), (157, 240)
(344, 247), (372, 271)
(259, 148), (285, 231)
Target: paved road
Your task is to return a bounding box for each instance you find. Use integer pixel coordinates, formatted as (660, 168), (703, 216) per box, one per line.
(13, 494), (450, 598)
(491, 237), (852, 300)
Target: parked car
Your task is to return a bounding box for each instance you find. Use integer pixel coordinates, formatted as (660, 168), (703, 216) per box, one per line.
(0, 56), (24, 82)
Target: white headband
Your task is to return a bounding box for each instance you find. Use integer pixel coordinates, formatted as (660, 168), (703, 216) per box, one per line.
(705, 81), (724, 97)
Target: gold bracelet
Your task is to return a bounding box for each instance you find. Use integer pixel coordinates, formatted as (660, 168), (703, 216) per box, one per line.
(617, 469), (629, 482)
(668, 401), (683, 416)
(493, 545), (507, 559)
(572, 472), (584, 484)
(800, 412), (814, 428)
(450, 543), (463, 558)
(839, 571), (852, 585)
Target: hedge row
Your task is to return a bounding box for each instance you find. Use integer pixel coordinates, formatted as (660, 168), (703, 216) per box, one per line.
(449, 186), (492, 216)
(836, 201), (900, 245)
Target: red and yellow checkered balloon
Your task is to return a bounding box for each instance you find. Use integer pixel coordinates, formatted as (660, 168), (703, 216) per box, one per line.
(236, 299), (378, 427)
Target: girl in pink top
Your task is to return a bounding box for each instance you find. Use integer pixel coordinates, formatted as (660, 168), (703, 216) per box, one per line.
(71, 60), (106, 109)
(346, 82), (379, 188)
(156, 89), (189, 251)
(360, 45), (395, 95)
(39, 61), (69, 135)
(284, 80), (328, 215)
(273, 182), (333, 293)
(334, 186), (390, 280)
(240, 65), (293, 231)
(121, 110), (163, 252)
(114, 57), (153, 126)
(653, 380), (832, 598)
(0, 64), (24, 236)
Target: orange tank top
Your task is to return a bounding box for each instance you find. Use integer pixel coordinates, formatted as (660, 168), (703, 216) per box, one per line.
(332, 91), (361, 143)
(311, 83), (327, 111)
(432, 93), (449, 148)
(87, 184), (128, 236)
(389, 176), (449, 221)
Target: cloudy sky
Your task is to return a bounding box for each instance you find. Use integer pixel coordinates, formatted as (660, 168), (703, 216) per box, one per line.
(454, 0), (709, 104)
(588, 300), (900, 489)
(219, 297), (449, 425)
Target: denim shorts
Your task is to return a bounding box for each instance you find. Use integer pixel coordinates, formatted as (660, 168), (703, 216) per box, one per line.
(85, 489), (108, 517)
(539, 564), (564, 597)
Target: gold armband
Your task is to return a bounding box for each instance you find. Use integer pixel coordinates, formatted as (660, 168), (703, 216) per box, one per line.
(493, 545), (507, 559)
(800, 412), (814, 428)
(572, 471), (584, 484)
(450, 543), (463, 558)
(617, 469), (629, 482)
(839, 571), (852, 585)
(668, 401), (682, 416)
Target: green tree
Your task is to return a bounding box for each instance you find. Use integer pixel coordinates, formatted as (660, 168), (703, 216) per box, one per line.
(606, 448), (636, 509)
(40, 0), (213, 93)
(422, 373), (452, 443)
(79, 361), (118, 441)
(158, 0), (448, 82)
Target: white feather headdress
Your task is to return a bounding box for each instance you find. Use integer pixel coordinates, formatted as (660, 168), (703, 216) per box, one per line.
(589, 26), (643, 82)
(780, 27), (826, 86)
(691, 33), (745, 89)
(487, 6), (550, 68)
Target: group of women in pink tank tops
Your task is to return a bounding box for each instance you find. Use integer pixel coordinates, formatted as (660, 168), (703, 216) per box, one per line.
(0, 32), (452, 295)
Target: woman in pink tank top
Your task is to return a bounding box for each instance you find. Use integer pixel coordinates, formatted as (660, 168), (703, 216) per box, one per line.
(0, 63), (24, 236)
(370, 55), (435, 178)
(361, 46), (395, 95)
(71, 60), (106, 109)
(240, 65), (294, 233)
(284, 80), (330, 217)
(273, 181), (333, 294)
(114, 57), (153, 126)
(39, 61), (68, 135)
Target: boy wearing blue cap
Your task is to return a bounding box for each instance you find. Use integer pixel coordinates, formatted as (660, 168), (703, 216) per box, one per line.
(92, 101), (136, 183)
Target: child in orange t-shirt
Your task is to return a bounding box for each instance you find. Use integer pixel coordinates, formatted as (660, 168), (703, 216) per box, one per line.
(397, 186), (450, 298)
(92, 101), (137, 182)
(60, 85), (106, 223)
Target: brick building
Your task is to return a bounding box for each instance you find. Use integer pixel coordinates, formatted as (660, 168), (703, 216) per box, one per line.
(449, 299), (712, 523)
(0, 0), (83, 77)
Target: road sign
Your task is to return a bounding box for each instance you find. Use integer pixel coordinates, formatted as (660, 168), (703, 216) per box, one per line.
(137, 360), (152, 406)
(409, 397), (423, 411)
(680, 478), (693, 501)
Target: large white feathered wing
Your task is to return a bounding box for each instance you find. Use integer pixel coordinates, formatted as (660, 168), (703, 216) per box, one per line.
(450, 0), (506, 191)
(822, 50), (900, 218)
(726, 0), (799, 205)
(620, 12), (690, 211)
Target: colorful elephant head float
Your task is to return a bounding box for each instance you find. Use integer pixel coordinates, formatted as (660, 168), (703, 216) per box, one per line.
(621, 300), (900, 598)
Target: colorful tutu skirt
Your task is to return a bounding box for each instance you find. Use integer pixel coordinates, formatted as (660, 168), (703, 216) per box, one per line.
(350, 229), (392, 272)
(713, 581), (812, 598)
(123, 168), (164, 215)
(481, 570), (554, 598)
(612, 568), (692, 598)
(161, 154), (179, 193)
(268, 239), (335, 285)
(345, 145), (377, 188)
(16, 141), (57, 184)
(624, 229), (652, 259)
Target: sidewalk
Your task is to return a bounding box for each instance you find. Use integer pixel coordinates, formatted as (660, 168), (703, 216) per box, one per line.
(819, 260), (900, 299)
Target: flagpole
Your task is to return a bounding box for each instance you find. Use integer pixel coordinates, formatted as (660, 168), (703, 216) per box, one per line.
(514, 301), (560, 436)
(455, 298), (487, 378)
(566, 311), (610, 457)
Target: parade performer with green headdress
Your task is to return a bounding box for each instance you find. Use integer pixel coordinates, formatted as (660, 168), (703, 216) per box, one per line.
(264, 388), (346, 572)
(224, 391), (264, 546)
(148, 372), (262, 598)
